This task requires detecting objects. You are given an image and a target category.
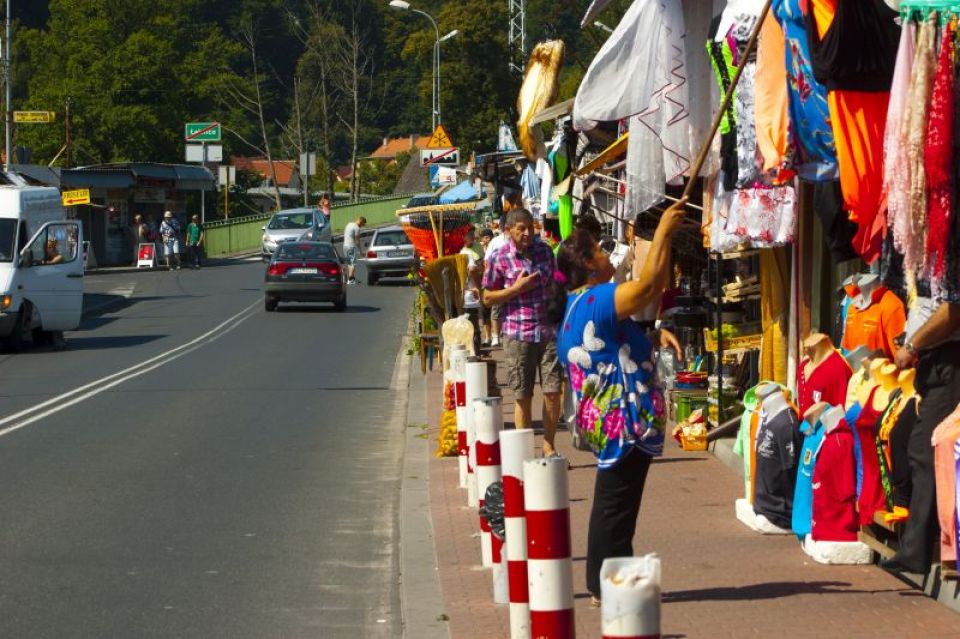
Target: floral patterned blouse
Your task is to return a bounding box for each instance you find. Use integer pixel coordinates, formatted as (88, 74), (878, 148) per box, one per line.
(557, 283), (665, 469)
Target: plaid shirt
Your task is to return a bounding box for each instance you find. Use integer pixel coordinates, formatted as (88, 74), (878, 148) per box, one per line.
(482, 236), (556, 343)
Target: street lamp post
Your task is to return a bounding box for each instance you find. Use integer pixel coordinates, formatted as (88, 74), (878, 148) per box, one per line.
(389, 1), (457, 129)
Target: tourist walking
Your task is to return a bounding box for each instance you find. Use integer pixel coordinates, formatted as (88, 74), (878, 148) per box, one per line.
(159, 211), (182, 271)
(185, 215), (205, 269)
(342, 216), (366, 284)
(482, 208), (563, 454)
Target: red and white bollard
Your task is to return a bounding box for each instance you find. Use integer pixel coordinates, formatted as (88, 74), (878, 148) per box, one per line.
(524, 456), (575, 638)
(600, 555), (661, 639)
(501, 428), (535, 639)
(449, 347), (469, 489)
(474, 396), (503, 570)
(464, 360), (487, 508)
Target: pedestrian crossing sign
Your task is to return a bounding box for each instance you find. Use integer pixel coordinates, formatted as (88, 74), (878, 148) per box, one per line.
(428, 124), (454, 149)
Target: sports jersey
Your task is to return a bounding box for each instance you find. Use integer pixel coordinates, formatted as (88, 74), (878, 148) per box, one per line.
(753, 406), (802, 529)
(811, 418), (859, 541)
(733, 387), (760, 501)
(841, 286), (906, 358)
(793, 419), (825, 539)
(797, 349), (853, 417)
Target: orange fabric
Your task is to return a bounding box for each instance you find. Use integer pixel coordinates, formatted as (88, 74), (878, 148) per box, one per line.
(811, 0), (890, 264)
(755, 11), (792, 180)
(841, 288), (906, 358)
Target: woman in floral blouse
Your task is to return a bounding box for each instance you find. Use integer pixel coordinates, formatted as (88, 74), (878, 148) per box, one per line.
(553, 198), (686, 604)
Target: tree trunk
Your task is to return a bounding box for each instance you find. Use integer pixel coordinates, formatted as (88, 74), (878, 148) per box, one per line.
(247, 27), (282, 211)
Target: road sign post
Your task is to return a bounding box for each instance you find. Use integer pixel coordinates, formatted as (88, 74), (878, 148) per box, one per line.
(184, 122), (221, 142)
(420, 147), (460, 167)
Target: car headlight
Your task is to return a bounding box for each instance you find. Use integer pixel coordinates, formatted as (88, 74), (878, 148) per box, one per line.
(1, 294), (11, 311)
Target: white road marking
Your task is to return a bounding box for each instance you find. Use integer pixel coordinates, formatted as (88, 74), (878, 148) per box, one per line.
(0, 299), (261, 438)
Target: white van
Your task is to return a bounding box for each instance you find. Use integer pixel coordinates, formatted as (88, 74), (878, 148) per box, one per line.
(0, 180), (84, 350)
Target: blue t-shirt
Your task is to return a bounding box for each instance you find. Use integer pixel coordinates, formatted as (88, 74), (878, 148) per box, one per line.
(844, 403), (865, 498)
(557, 283), (665, 469)
(793, 419), (825, 539)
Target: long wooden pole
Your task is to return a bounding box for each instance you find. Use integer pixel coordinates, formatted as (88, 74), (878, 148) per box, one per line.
(680, 0), (773, 201)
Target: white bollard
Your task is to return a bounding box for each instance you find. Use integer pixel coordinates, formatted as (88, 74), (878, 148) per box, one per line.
(474, 396), (503, 570)
(450, 348), (469, 489)
(600, 555), (661, 639)
(524, 456), (575, 638)
(501, 429), (535, 639)
(464, 360), (487, 508)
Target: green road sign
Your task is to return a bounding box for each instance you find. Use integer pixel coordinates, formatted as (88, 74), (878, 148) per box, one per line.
(185, 122), (221, 142)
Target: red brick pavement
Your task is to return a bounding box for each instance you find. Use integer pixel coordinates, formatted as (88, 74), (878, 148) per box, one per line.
(425, 351), (960, 639)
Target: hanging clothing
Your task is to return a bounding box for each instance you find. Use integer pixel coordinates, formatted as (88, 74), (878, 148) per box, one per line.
(754, 10), (792, 180)
(759, 248), (790, 385)
(804, 0), (899, 92)
(573, 0), (690, 215)
(902, 16), (938, 290)
(797, 349), (853, 417)
(932, 407), (960, 564)
(754, 406), (802, 530)
(807, 0), (897, 264)
(853, 386), (888, 526)
(724, 183), (798, 247)
(814, 180), (859, 263)
(924, 21), (956, 283)
(793, 418), (825, 539)
(772, 0), (838, 181)
(884, 22), (916, 265)
(840, 286), (907, 358)
(707, 17), (740, 192)
(811, 418), (859, 541)
(735, 62), (763, 188)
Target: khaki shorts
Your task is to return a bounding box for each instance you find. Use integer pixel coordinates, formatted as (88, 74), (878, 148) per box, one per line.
(503, 336), (564, 399)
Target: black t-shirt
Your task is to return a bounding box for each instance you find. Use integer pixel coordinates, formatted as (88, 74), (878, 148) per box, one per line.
(754, 407), (802, 529)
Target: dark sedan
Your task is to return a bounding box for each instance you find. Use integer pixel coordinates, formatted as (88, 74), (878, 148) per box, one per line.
(264, 241), (346, 312)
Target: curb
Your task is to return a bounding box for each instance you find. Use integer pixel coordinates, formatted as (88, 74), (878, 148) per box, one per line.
(399, 338), (449, 639)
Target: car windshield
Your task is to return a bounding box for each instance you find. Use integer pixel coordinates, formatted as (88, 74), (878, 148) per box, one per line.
(0, 219), (15, 262)
(373, 231), (409, 247)
(268, 213), (312, 230)
(276, 243), (336, 260)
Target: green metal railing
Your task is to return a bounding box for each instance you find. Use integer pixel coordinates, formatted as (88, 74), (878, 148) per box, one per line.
(204, 193), (415, 257)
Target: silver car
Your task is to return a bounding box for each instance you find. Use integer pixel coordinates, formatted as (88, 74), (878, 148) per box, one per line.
(261, 208), (331, 261)
(364, 225), (416, 285)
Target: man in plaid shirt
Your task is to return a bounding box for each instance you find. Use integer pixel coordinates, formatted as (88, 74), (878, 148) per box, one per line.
(482, 208), (563, 455)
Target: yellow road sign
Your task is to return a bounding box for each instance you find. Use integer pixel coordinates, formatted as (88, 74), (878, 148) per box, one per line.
(14, 111), (56, 124)
(427, 124), (453, 148)
(62, 189), (91, 206)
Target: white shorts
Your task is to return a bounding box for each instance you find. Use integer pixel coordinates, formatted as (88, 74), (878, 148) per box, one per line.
(163, 239), (180, 255)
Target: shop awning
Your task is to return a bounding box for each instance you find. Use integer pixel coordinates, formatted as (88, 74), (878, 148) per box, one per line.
(60, 162), (216, 191)
(439, 180), (484, 204)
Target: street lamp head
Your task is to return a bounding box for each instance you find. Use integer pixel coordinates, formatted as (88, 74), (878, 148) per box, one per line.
(389, 0), (411, 10)
(440, 29), (459, 42)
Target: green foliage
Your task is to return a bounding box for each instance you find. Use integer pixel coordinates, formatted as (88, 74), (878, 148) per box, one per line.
(12, 1), (629, 171)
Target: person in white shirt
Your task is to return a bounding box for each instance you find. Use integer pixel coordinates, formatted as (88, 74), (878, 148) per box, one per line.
(483, 217), (509, 346)
(342, 216), (366, 284)
(460, 228), (484, 352)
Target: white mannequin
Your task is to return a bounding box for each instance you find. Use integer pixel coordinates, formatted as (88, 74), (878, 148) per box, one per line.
(854, 274), (881, 311)
(803, 401), (829, 433)
(761, 387), (791, 421)
(820, 404), (846, 433)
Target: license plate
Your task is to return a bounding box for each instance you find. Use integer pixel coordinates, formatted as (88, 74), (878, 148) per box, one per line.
(289, 267), (317, 275)
(386, 250), (408, 258)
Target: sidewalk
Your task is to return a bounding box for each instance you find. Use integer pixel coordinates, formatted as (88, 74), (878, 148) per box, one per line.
(425, 347), (960, 639)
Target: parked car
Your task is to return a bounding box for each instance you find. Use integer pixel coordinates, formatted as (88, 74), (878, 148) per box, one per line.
(264, 241), (345, 312)
(403, 193), (439, 208)
(261, 208), (331, 261)
(364, 225), (416, 286)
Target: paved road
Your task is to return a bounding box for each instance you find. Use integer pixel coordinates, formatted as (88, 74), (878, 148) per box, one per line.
(0, 259), (414, 638)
